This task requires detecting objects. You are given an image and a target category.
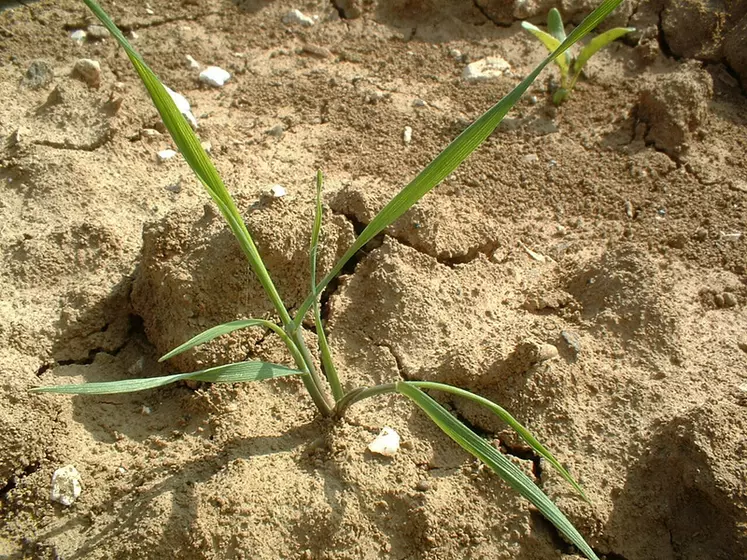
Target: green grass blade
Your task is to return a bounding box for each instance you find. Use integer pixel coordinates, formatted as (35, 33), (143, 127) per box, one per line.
(396, 382), (598, 560)
(310, 171), (343, 401)
(575, 27), (635, 73)
(31, 361), (303, 395)
(159, 319), (287, 362)
(82, 0), (292, 327)
(407, 381), (587, 501)
(291, 0), (623, 329)
(547, 8), (571, 68)
(521, 22), (569, 76)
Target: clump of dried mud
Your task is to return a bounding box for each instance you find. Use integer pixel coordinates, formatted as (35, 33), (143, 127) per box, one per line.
(1, 1), (746, 559)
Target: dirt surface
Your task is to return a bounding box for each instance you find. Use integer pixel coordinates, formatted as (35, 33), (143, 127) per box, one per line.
(1, 1), (746, 559)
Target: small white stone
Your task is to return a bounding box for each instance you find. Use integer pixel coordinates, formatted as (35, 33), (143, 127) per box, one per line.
(462, 56), (511, 81)
(403, 126), (413, 145)
(199, 66), (231, 87)
(73, 58), (101, 87)
(186, 55), (200, 70)
(140, 128), (161, 139)
(368, 427), (400, 457)
(523, 153), (538, 163)
(141, 405), (152, 415)
(412, 99), (427, 107)
(269, 184), (287, 198)
(165, 86), (198, 129)
(720, 231), (742, 242)
(50, 465), (82, 506)
(157, 149), (178, 162)
(70, 30), (87, 42)
(282, 9), (315, 27)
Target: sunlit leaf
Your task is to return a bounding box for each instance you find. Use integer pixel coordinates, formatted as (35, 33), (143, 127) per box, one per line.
(547, 8), (572, 70)
(575, 27), (635, 74)
(159, 319), (285, 362)
(32, 360), (303, 395)
(407, 381), (587, 501)
(521, 21), (570, 76)
(397, 382), (598, 560)
(310, 171), (343, 400)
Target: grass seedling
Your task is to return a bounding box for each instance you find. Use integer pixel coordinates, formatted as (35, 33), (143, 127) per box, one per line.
(31, 1), (628, 558)
(522, 8), (634, 104)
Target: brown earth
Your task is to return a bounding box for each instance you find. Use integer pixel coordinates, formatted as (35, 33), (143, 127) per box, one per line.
(1, 0), (746, 559)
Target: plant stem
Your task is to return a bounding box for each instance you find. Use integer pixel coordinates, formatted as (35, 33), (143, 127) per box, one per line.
(289, 329), (334, 415)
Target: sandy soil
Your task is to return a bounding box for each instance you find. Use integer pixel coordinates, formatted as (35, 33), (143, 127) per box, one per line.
(1, 0), (746, 559)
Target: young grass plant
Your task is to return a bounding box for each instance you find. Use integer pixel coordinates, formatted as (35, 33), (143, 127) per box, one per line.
(522, 8), (634, 104)
(32, 1), (628, 557)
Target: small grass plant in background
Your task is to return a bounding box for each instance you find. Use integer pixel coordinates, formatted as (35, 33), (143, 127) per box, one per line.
(32, 1), (630, 558)
(522, 8), (634, 104)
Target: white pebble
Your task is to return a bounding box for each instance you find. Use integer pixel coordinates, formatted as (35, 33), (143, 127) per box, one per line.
(70, 30), (87, 42)
(720, 231), (742, 242)
(368, 427), (400, 457)
(403, 126), (413, 145)
(282, 9), (315, 27)
(73, 58), (101, 87)
(140, 128), (161, 139)
(199, 66), (231, 87)
(462, 56), (511, 81)
(186, 55), (200, 70)
(157, 149), (178, 162)
(50, 465), (82, 506)
(269, 184), (287, 198)
(165, 86), (198, 129)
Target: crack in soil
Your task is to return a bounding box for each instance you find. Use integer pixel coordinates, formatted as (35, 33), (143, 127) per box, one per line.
(331, 208), (496, 268)
(379, 342), (407, 381)
(329, 0), (345, 20)
(31, 133), (112, 152)
(0, 460), (41, 502)
(62, 11), (223, 33)
(40, 314), (140, 372)
(497, 436), (542, 480)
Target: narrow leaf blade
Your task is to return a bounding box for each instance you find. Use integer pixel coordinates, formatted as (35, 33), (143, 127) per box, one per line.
(31, 360), (302, 395)
(159, 319), (280, 362)
(521, 21), (569, 75)
(548, 8), (567, 42)
(408, 381), (587, 501)
(547, 8), (572, 68)
(397, 382), (598, 560)
(310, 171), (343, 400)
(575, 27), (635, 72)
